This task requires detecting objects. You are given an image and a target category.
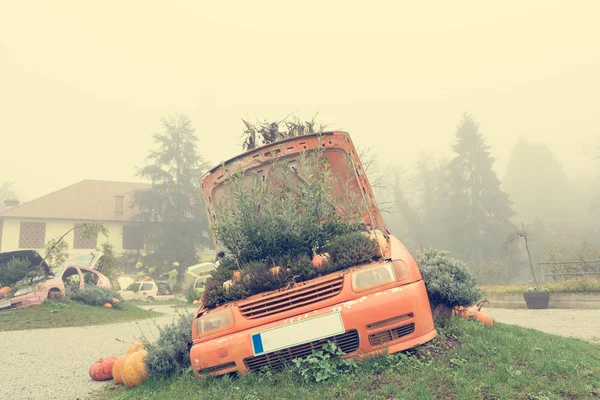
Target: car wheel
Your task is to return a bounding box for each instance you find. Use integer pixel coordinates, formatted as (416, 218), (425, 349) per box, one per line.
(48, 289), (64, 301)
(147, 296), (155, 301)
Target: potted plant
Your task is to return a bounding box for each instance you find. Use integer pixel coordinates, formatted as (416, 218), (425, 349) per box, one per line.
(507, 223), (550, 309)
(523, 286), (550, 309)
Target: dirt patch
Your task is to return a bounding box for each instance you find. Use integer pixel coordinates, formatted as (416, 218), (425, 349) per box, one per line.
(408, 334), (461, 363)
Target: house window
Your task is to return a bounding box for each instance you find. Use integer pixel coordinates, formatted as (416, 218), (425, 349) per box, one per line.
(73, 224), (97, 249)
(123, 225), (144, 250)
(19, 221), (46, 249)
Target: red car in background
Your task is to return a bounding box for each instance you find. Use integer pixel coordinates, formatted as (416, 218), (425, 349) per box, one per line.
(0, 250), (111, 310)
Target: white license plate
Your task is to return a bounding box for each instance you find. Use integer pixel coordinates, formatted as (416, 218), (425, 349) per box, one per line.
(251, 312), (345, 356)
(0, 299), (11, 309)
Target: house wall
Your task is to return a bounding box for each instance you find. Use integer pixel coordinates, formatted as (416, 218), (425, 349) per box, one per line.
(0, 218), (131, 255)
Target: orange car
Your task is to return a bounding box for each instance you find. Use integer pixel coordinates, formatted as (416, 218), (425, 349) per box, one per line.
(191, 131), (437, 376)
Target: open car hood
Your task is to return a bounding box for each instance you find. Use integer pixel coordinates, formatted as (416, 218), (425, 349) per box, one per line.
(200, 131), (386, 236)
(0, 250), (51, 271)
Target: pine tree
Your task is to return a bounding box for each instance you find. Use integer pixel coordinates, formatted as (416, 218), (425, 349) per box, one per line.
(133, 114), (211, 281)
(446, 113), (514, 261)
(503, 138), (572, 225)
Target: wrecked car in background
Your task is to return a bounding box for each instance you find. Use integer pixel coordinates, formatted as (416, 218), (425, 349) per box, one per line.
(0, 250), (111, 310)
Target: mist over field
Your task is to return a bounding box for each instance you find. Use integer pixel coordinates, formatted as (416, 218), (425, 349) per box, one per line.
(1, 1), (599, 284)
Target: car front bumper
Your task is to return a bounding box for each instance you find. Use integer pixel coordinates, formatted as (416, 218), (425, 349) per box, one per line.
(190, 279), (436, 376)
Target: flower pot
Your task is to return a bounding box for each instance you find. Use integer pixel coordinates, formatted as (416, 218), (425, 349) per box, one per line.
(523, 292), (550, 309)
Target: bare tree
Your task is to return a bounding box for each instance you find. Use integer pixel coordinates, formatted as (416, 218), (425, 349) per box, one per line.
(505, 223), (539, 287)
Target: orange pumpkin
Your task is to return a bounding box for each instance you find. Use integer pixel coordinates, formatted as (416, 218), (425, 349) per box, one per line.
(369, 230), (388, 257)
(312, 254), (325, 269)
(127, 341), (144, 354)
(89, 356), (117, 381)
(0, 286), (11, 296)
(164, 290), (170, 295)
(121, 350), (148, 388)
(232, 270), (241, 280)
(452, 301), (493, 326)
(112, 298), (120, 303)
(472, 310), (494, 326)
(112, 354), (129, 385)
(270, 266), (281, 276)
(104, 303), (112, 309)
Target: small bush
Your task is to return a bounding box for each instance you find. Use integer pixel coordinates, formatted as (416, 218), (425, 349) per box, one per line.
(0, 257), (30, 287)
(326, 232), (378, 271)
(144, 311), (194, 378)
(68, 286), (123, 309)
(416, 248), (481, 309)
(291, 341), (357, 383)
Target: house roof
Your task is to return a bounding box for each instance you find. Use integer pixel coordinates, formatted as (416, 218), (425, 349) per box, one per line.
(0, 180), (150, 222)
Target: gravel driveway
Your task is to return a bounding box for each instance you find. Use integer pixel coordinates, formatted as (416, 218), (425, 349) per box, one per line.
(488, 308), (600, 344)
(0, 304), (187, 400)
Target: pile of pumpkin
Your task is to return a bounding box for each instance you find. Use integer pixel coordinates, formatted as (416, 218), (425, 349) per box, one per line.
(88, 341), (148, 388)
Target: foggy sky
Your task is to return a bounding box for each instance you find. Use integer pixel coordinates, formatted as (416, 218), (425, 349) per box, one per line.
(1, 1), (599, 202)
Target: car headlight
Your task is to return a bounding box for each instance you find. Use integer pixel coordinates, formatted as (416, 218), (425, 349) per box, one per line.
(197, 307), (235, 336)
(351, 263), (397, 292)
(14, 287), (35, 296)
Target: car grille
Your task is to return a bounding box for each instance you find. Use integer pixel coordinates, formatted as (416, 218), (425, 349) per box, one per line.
(197, 361), (237, 375)
(238, 275), (344, 319)
(368, 323), (415, 346)
(244, 329), (360, 372)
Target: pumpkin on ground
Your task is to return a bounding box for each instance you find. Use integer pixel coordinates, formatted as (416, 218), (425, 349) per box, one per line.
(89, 356), (117, 381)
(121, 350), (148, 388)
(112, 354), (129, 385)
(104, 303), (113, 309)
(127, 341), (144, 354)
(112, 298), (120, 303)
(232, 270), (241, 280)
(452, 299), (493, 326)
(0, 286), (11, 296)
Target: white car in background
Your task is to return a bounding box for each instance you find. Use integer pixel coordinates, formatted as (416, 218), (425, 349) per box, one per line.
(118, 280), (174, 301)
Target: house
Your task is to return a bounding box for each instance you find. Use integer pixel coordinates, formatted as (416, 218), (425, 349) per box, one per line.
(0, 180), (150, 255)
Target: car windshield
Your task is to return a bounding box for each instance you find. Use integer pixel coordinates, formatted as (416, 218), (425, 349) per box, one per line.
(63, 254), (94, 268)
(189, 263), (215, 276)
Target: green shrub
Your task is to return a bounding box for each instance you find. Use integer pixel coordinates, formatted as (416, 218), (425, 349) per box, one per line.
(144, 311), (194, 378)
(415, 248), (481, 309)
(211, 149), (363, 267)
(0, 257), (30, 287)
(326, 232), (378, 271)
(291, 341), (357, 383)
(68, 286), (123, 309)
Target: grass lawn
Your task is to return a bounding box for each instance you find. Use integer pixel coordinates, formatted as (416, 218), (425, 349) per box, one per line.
(92, 318), (600, 400)
(127, 298), (199, 308)
(0, 300), (162, 332)
(482, 278), (600, 294)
